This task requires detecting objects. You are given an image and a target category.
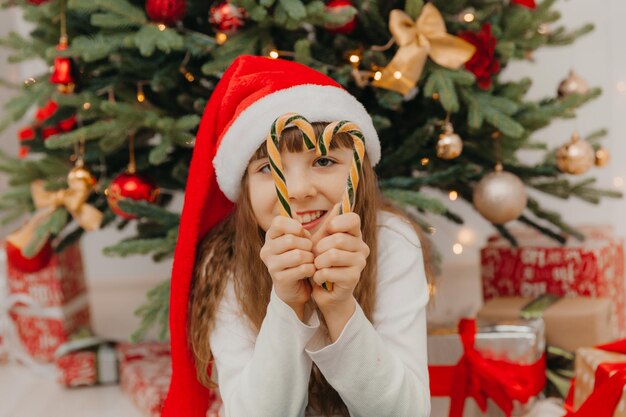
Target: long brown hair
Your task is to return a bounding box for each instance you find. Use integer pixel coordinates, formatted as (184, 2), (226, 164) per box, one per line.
(188, 122), (432, 416)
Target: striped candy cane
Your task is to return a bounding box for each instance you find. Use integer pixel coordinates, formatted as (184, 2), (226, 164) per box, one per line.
(266, 113), (366, 291)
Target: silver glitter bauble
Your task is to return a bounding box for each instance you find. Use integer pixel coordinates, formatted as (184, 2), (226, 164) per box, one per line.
(473, 166), (527, 224)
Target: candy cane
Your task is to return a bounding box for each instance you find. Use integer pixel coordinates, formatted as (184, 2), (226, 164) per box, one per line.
(266, 113), (366, 291)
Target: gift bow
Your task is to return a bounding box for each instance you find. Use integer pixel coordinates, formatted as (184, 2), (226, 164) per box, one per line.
(564, 339), (626, 417)
(372, 3), (476, 96)
(429, 319), (546, 417)
(6, 179), (102, 256)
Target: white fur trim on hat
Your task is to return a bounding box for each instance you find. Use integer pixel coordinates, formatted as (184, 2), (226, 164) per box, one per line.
(213, 84), (381, 202)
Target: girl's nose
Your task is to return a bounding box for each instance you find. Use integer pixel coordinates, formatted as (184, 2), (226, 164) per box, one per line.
(286, 172), (316, 201)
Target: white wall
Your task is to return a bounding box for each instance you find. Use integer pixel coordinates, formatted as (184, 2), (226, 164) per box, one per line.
(0, 1), (624, 295)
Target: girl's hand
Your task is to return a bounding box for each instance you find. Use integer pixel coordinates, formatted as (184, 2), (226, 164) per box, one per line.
(310, 206), (370, 313)
(260, 216), (316, 312)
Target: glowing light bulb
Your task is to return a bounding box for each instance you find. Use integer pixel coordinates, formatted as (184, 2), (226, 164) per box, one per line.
(374, 71), (382, 81)
(269, 50), (279, 59)
(82, 102), (91, 110)
(453, 243), (463, 255)
(448, 190), (458, 201)
(463, 13), (475, 23)
(157, 24), (166, 31)
(349, 54), (360, 64)
(393, 71), (402, 80)
(216, 32), (228, 45)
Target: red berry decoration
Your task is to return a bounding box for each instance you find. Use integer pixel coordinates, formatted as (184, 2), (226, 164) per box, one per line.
(106, 172), (160, 219)
(145, 0), (186, 25)
(209, 2), (247, 34)
(324, 0), (357, 34)
(5, 239), (53, 273)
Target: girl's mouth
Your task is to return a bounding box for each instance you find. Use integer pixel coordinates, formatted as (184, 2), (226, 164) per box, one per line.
(297, 210), (328, 230)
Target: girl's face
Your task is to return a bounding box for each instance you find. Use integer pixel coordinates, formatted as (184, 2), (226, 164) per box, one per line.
(246, 146), (354, 235)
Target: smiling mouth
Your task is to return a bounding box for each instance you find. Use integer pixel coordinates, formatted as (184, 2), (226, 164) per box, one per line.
(296, 210), (327, 225)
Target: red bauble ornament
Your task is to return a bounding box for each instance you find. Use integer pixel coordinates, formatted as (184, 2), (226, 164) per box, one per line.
(5, 239), (53, 273)
(324, 0), (357, 34)
(209, 2), (247, 34)
(146, 0), (186, 25)
(106, 172), (160, 219)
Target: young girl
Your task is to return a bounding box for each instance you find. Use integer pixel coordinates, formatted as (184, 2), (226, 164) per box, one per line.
(162, 55), (431, 417)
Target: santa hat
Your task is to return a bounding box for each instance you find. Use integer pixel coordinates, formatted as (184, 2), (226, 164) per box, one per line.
(161, 55), (381, 417)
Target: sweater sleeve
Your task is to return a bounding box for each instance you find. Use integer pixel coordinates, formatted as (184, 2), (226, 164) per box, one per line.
(210, 280), (321, 417)
(305, 213), (431, 417)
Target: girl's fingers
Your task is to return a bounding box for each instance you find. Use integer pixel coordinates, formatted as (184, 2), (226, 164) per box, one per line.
(268, 248), (314, 272)
(270, 233), (314, 255)
(311, 266), (360, 287)
(274, 263), (317, 283)
(313, 249), (366, 270)
(326, 212), (362, 237)
(314, 233), (367, 256)
(265, 216), (308, 240)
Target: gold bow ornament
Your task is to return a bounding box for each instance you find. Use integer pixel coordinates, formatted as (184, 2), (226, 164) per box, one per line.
(6, 178), (103, 257)
(372, 3), (476, 96)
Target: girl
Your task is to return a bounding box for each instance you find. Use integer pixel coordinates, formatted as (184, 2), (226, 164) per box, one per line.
(162, 55), (431, 417)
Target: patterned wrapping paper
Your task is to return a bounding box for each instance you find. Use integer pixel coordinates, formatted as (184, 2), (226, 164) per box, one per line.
(56, 341), (118, 388)
(573, 347), (626, 416)
(9, 295), (91, 362)
(117, 341), (222, 417)
(428, 319), (545, 417)
(481, 227), (625, 336)
(6, 242), (87, 308)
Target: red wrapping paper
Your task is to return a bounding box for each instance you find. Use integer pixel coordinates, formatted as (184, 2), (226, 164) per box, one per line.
(57, 350), (97, 387)
(6, 243), (87, 308)
(481, 227), (625, 335)
(117, 341), (221, 417)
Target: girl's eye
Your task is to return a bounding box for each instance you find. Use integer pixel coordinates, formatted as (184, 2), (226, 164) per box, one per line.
(259, 164), (271, 174)
(315, 157), (335, 168)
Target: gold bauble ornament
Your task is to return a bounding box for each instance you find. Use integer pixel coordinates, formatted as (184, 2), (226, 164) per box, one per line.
(557, 70), (589, 98)
(555, 132), (595, 175)
(473, 164), (527, 224)
(595, 147), (610, 167)
(67, 165), (97, 191)
(436, 122), (463, 160)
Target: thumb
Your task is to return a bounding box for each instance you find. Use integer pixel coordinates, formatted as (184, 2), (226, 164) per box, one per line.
(311, 203), (341, 245)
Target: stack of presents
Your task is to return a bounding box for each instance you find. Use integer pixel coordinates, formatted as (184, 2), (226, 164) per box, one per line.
(428, 226), (626, 416)
(3, 224), (626, 417)
(0, 240), (221, 417)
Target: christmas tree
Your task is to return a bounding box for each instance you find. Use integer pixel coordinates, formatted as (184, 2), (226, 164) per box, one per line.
(0, 0), (619, 339)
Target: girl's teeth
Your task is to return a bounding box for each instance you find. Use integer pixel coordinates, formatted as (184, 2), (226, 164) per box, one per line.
(299, 211), (322, 224)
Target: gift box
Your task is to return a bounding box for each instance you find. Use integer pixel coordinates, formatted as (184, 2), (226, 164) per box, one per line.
(6, 242), (87, 308)
(55, 336), (118, 388)
(117, 341), (222, 417)
(477, 296), (615, 352)
(428, 319), (546, 417)
(570, 343), (626, 416)
(481, 226), (625, 336)
(9, 295), (91, 362)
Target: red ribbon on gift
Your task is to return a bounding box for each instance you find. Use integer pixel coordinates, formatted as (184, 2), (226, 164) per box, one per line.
(429, 318), (546, 417)
(565, 338), (626, 417)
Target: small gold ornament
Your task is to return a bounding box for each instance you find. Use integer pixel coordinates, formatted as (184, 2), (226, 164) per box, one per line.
(473, 164), (527, 224)
(557, 70), (590, 98)
(436, 121), (463, 160)
(595, 147), (610, 167)
(555, 132), (595, 175)
(67, 165), (97, 191)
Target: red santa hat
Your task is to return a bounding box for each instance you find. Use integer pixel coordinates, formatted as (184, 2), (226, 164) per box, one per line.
(161, 55), (381, 417)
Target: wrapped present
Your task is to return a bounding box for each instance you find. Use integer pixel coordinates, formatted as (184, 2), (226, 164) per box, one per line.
(6, 242), (87, 308)
(9, 294), (91, 362)
(55, 336), (118, 388)
(481, 226), (625, 336)
(428, 318), (546, 417)
(477, 295), (615, 352)
(566, 339), (626, 417)
(117, 341), (222, 417)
